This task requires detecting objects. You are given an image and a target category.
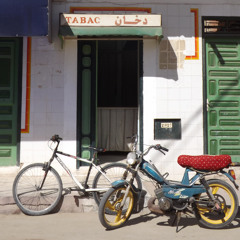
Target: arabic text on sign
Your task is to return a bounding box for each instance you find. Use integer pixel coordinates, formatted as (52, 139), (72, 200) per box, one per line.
(61, 14), (161, 27)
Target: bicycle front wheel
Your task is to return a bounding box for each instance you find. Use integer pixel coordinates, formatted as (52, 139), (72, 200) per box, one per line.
(92, 162), (142, 206)
(12, 163), (63, 216)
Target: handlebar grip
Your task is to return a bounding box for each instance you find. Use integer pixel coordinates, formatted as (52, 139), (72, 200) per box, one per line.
(51, 135), (63, 142)
(161, 146), (169, 152)
(155, 144), (169, 152)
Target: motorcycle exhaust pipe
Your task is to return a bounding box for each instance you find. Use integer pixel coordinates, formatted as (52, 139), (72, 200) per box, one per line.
(147, 197), (165, 215)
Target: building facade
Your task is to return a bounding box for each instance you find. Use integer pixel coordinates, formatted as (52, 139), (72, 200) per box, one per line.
(1, 0), (240, 179)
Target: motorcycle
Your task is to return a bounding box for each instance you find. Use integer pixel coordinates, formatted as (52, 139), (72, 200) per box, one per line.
(98, 135), (239, 231)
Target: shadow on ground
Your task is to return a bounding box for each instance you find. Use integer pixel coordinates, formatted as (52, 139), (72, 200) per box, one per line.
(123, 206), (240, 233)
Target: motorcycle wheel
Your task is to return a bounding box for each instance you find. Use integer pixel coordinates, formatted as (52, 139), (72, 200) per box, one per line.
(194, 179), (239, 229)
(98, 186), (135, 230)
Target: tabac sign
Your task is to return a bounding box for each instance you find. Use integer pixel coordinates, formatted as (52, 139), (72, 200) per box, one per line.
(60, 14), (162, 27)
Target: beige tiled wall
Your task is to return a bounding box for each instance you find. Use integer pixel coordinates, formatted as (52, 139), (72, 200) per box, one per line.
(159, 39), (185, 69)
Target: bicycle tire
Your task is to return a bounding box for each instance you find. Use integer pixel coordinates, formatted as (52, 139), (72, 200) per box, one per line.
(12, 163), (63, 216)
(92, 162), (142, 206)
(98, 186), (135, 230)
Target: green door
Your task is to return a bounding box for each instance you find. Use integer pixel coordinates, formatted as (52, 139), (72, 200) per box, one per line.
(206, 38), (240, 162)
(77, 41), (97, 166)
(0, 39), (21, 166)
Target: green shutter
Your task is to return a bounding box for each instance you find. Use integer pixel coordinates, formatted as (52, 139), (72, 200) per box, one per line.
(206, 39), (240, 162)
(0, 39), (21, 166)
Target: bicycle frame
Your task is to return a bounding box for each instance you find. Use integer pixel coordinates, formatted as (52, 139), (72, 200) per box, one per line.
(56, 153), (112, 192)
(46, 141), (113, 193)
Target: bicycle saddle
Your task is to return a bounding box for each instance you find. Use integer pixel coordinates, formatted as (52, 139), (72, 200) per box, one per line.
(177, 155), (232, 171)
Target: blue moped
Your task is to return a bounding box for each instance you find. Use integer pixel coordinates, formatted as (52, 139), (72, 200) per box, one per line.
(98, 135), (239, 231)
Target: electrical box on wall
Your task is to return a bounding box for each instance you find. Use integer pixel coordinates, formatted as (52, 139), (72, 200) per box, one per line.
(154, 119), (181, 140)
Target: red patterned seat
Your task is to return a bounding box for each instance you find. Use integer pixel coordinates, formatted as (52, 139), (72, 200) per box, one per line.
(177, 155), (232, 171)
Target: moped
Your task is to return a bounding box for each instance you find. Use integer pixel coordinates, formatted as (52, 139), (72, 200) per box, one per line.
(98, 135), (239, 231)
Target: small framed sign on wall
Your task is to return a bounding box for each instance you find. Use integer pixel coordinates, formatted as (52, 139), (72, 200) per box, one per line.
(154, 119), (181, 140)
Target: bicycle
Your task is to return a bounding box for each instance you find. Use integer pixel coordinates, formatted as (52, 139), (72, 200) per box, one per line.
(12, 134), (142, 216)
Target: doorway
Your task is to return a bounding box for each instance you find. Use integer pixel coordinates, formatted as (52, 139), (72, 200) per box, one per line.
(77, 40), (140, 164)
(97, 40), (138, 153)
(203, 17), (240, 162)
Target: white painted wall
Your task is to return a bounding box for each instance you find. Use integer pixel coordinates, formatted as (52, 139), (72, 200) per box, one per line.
(143, 38), (204, 180)
(17, 1), (240, 179)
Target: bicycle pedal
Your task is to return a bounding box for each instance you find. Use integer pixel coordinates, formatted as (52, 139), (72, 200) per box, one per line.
(64, 188), (72, 195)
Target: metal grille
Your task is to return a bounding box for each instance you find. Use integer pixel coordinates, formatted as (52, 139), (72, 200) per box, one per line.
(203, 17), (240, 35)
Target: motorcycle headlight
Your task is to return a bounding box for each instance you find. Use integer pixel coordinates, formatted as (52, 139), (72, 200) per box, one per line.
(126, 152), (137, 165)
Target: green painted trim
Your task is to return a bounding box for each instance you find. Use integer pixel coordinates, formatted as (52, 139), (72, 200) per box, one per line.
(58, 34), (64, 49)
(77, 41), (97, 168)
(0, 38), (22, 166)
(59, 26), (163, 38)
(95, 41), (98, 148)
(202, 37), (208, 155)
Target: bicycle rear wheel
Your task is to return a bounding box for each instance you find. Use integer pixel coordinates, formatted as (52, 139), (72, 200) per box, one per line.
(92, 162), (142, 206)
(12, 163), (63, 216)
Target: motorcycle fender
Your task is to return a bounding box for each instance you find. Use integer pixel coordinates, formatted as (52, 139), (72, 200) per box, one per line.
(111, 179), (140, 195)
(220, 171), (239, 190)
(111, 179), (128, 188)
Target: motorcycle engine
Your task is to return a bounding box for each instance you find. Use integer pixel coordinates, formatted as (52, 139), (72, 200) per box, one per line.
(158, 197), (173, 211)
(153, 188), (189, 212)
(155, 188), (173, 211)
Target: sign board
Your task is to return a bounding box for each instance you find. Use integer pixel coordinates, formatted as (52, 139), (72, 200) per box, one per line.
(154, 119), (181, 140)
(0, 0), (48, 36)
(60, 14), (161, 27)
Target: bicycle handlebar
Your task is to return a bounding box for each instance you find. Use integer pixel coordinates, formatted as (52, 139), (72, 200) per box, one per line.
(50, 135), (106, 153)
(142, 144), (169, 157)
